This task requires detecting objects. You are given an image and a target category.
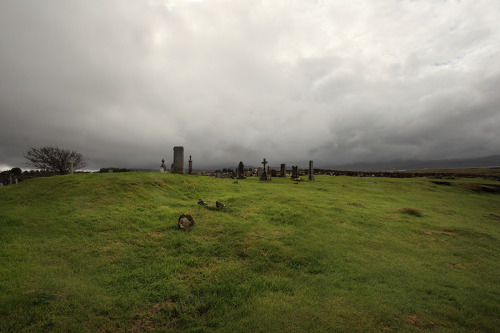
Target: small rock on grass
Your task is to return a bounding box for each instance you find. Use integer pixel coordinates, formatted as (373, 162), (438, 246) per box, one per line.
(178, 214), (195, 230)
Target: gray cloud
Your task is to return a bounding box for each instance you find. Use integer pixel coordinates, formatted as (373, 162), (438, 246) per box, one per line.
(1, 0), (499, 170)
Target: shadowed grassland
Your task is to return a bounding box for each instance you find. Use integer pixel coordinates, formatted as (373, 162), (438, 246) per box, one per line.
(1, 173), (499, 331)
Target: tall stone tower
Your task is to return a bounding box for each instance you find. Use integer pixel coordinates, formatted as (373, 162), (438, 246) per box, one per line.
(171, 146), (185, 174)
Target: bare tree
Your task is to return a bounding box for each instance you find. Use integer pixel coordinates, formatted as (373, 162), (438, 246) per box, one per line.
(24, 146), (87, 174)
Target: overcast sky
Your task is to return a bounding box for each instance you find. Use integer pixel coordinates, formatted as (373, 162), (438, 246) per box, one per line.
(1, 0), (499, 170)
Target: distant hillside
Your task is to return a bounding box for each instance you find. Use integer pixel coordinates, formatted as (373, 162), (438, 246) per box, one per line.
(323, 155), (500, 171)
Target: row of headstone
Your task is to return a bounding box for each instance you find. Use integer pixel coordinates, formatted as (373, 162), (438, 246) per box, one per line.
(2, 175), (18, 186)
(289, 162), (315, 180)
(209, 159), (314, 181)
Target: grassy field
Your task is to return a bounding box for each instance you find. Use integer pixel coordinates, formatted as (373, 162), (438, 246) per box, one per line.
(1, 173), (499, 332)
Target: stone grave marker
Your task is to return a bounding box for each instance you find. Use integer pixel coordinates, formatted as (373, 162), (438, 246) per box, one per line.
(260, 158), (269, 181)
(178, 214), (195, 230)
(237, 161), (246, 179)
(309, 160), (315, 180)
(160, 159), (167, 172)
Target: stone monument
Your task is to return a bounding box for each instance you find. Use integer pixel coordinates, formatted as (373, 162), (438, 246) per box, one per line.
(280, 164), (286, 177)
(188, 155), (193, 174)
(160, 159), (167, 172)
(237, 161), (246, 179)
(171, 146), (185, 174)
(69, 157), (75, 174)
(260, 158), (269, 181)
(309, 160), (315, 180)
(291, 166), (299, 179)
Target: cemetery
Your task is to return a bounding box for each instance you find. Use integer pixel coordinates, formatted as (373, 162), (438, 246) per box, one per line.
(0, 168), (499, 332)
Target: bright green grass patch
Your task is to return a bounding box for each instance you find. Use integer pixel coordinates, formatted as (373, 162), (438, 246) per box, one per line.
(1, 173), (499, 331)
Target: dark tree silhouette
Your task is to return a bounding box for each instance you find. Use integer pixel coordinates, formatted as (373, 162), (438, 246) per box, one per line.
(24, 146), (87, 174)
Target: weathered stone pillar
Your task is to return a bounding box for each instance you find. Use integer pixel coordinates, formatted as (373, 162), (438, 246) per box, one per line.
(309, 160), (315, 180)
(171, 146), (185, 174)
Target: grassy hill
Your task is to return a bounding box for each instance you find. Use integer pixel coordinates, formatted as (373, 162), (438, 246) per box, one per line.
(1, 173), (499, 331)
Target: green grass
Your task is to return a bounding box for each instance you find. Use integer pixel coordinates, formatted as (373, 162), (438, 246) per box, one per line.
(1, 173), (499, 332)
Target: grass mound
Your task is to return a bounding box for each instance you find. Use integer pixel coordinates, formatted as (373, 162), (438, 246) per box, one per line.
(1, 173), (499, 331)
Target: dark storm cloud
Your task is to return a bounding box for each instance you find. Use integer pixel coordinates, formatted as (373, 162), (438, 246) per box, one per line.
(1, 0), (499, 170)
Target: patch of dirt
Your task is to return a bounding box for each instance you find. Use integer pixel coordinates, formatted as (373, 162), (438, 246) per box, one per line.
(430, 181), (452, 186)
(424, 229), (454, 235)
(427, 238), (450, 245)
(406, 314), (437, 328)
(146, 232), (163, 238)
(434, 229), (454, 235)
(130, 300), (177, 333)
(458, 183), (500, 193)
(398, 207), (423, 217)
(347, 202), (366, 208)
(448, 263), (466, 270)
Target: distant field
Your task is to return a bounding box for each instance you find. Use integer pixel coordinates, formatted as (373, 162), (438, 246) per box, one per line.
(1, 173), (499, 331)
(407, 167), (500, 177)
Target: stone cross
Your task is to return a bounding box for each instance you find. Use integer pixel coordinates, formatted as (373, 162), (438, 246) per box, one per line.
(261, 158), (268, 169)
(260, 158), (269, 181)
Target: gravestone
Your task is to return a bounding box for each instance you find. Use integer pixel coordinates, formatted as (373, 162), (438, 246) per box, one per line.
(69, 157), (75, 174)
(188, 155), (193, 174)
(291, 166), (299, 178)
(237, 161), (246, 179)
(266, 166), (272, 180)
(160, 159), (167, 172)
(271, 169), (277, 177)
(309, 160), (315, 181)
(280, 164), (286, 177)
(178, 214), (195, 230)
(216, 171), (221, 178)
(257, 167), (263, 177)
(260, 158), (269, 181)
(171, 146), (185, 174)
